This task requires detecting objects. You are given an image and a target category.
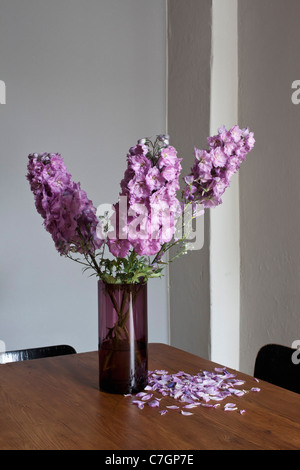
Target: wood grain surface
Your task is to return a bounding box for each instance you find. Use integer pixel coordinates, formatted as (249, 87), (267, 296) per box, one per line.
(0, 343), (299, 450)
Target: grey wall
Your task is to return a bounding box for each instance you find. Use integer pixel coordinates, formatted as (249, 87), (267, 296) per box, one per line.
(2, 0), (297, 373)
(168, 0), (212, 359)
(0, 0), (168, 352)
(239, 0), (300, 373)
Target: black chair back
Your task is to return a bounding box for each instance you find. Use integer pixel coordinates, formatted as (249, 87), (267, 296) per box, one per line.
(0, 345), (76, 364)
(254, 343), (300, 394)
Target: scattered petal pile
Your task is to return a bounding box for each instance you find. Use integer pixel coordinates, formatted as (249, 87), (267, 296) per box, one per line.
(126, 368), (260, 416)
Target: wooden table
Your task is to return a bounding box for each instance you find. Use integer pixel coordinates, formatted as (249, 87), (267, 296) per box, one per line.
(0, 343), (299, 450)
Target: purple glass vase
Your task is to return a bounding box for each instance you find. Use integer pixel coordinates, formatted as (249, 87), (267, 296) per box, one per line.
(98, 280), (148, 394)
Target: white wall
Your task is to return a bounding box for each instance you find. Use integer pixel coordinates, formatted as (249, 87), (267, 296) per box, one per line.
(0, 0), (168, 353)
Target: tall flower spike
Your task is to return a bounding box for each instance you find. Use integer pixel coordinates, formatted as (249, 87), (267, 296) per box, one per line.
(183, 125), (255, 208)
(27, 153), (103, 255)
(108, 136), (182, 257)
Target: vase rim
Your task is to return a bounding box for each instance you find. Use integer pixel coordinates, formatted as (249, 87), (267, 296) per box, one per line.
(98, 279), (147, 287)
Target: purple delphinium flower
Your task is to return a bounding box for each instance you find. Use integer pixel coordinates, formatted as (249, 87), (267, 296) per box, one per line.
(183, 125), (255, 208)
(27, 152), (103, 255)
(108, 136), (182, 257)
(27, 127), (255, 279)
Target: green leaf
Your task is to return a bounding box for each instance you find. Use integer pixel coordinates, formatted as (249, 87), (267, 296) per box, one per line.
(101, 273), (118, 284)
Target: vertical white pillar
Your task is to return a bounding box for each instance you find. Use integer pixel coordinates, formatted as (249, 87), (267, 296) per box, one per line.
(210, 0), (240, 369)
(167, 0), (212, 358)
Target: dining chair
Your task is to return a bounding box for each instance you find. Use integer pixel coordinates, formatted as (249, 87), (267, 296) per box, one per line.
(0, 344), (76, 364)
(254, 343), (300, 394)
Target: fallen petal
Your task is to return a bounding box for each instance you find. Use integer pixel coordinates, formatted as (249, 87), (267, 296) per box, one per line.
(229, 388), (245, 397)
(232, 380), (245, 386)
(148, 399), (160, 408)
(141, 394), (153, 401)
(132, 400), (145, 410)
(224, 403), (238, 411)
(214, 367), (226, 372)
